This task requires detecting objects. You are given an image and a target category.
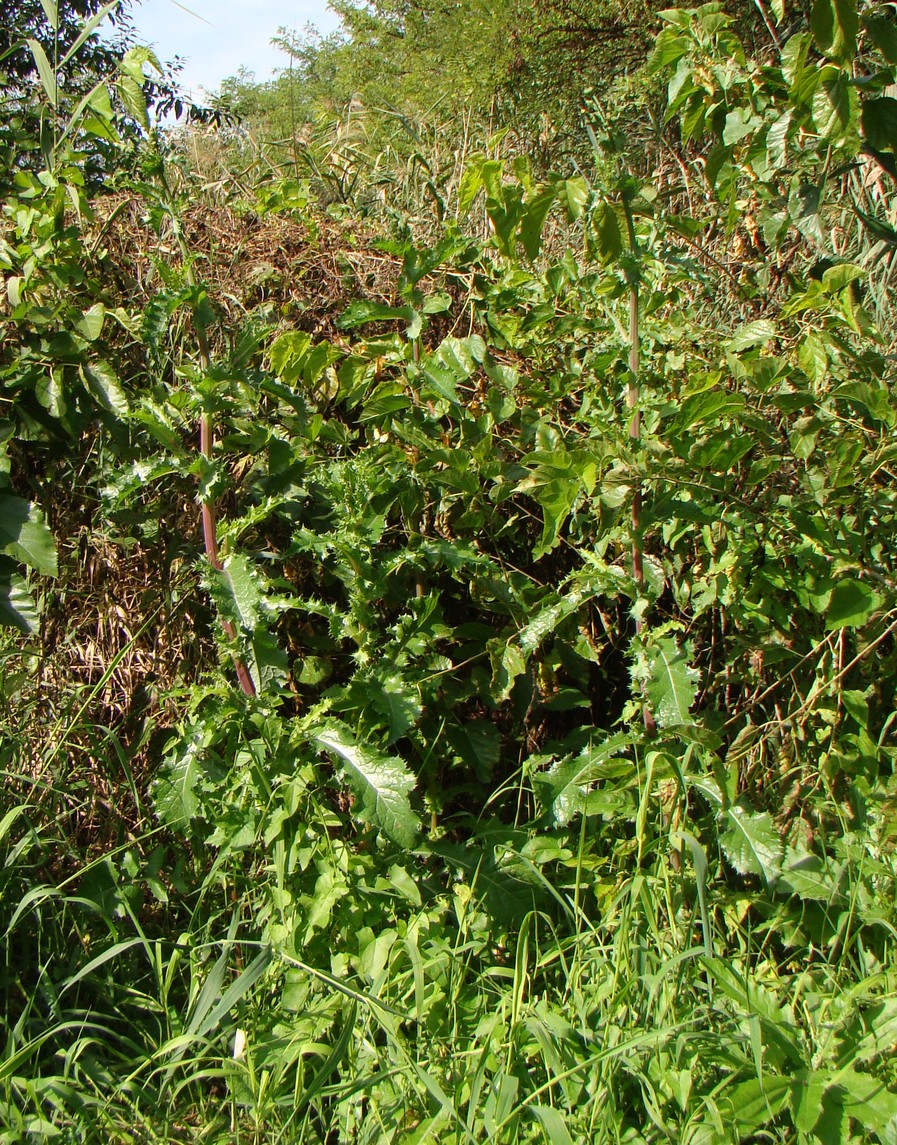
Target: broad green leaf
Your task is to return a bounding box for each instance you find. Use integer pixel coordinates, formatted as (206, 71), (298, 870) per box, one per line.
(433, 335), (486, 379)
(458, 159), (495, 214)
(723, 107), (763, 146)
(811, 0), (858, 64)
(219, 554), (263, 633)
(832, 1071), (897, 1142)
(825, 578), (880, 629)
(0, 496), (57, 576)
(798, 332), (828, 383)
(76, 303), (106, 342)
(720, 803), (783, 884)
(791, 1071), (830, 1133)
(269, 330), (312, 379)
(421, 290), (452, 315)
(641, 636), (698, 728)
(312, 721), (418, 847)
(120, 45), (163, 82)
(519, 188), (557, 260)
(864, 13), (897, 64)
(154, 746), (202, 825)
(836, 999), (897, 1068)
(558, 175), (588, 220)
(777, 845), (843, 900)
(338, 300), (417, 331)
(812, 73), (859, 144)
(532, 477), (579, 558)
(250, 627), (289, 693)
(82, 361), (128, 416)
(593, 200), (623, 262)
(420, 361), (461, 405)
(116, 75), (149, 131)
(677, 388), (745, 429)
(0, 566), (40, 633)
(862, 97), (897, 153)
(766, 110), (792, 169)
(718, 1075), (790, 1131)
(821, 262), (865, 293)
(726, 320), (776, 352)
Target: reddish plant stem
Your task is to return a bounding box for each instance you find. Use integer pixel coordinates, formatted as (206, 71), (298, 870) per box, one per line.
(624, 205), (656, 736)
(196, 332), (256, 698)
(627, 283), (643, 592)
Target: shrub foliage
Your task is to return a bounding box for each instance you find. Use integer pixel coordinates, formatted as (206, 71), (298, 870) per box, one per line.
(1, 0), (897, 1141)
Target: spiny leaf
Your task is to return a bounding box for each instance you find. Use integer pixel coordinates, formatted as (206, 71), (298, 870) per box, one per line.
(153, 745), (203, 826)
(533, 734), (635, 826)
(488, 639), (526, 703)
(373, 676), (423, 743)
(219, 554), (264, 633)
(518, 584), (590, 656)
(639, 636), (698, 728)
(446, 720), (500, 782)
(311, 721), (418, 847)
(82, 361), (128, 416)
(720, 803), (783, 884)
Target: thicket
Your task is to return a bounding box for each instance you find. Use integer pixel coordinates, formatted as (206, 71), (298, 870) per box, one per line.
(2, 0), (897, 1141)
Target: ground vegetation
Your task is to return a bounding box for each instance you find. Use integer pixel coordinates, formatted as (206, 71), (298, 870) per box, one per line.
(2, 0), (897, 1141)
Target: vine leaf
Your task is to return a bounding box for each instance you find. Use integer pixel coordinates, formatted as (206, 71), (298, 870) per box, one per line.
(0, 564), (40, 633)
(810, 0), (858, 65)
(312, 721), (418, 847)
(0, 495), (57, 576)
(825, 578), (881, 629)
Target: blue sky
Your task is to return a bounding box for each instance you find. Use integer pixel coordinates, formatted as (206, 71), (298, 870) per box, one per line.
(129, 0), (341, 97)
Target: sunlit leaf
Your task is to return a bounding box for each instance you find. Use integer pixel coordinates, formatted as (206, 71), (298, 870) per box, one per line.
(0, 496), (57, 576)
(720, 803), (783, 884)
(638, 636), (698, 728)
(825, 578), (881, 629)
(811, 0), (858, 64)
(312, 721), (418, 847)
